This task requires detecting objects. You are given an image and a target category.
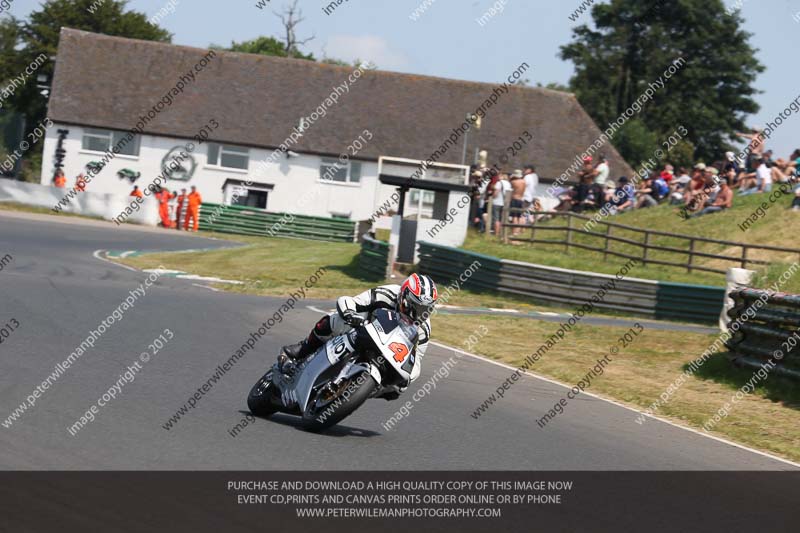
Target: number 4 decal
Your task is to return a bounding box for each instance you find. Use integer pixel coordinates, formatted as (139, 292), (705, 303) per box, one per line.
(389, 342), (409, 363)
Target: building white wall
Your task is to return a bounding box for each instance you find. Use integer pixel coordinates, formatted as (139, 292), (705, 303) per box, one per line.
(40, 123), (402, 221)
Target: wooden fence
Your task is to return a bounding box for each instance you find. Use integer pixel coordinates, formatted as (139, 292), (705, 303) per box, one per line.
(491, 207), (800, 275)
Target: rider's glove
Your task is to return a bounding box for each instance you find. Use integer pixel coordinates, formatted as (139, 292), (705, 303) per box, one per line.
(341, 309), (365, 327)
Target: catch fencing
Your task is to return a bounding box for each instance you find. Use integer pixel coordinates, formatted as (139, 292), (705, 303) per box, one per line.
(418, 241), (724, 323)
(725, 289), (800, 380)
(198, 203), (357, 242)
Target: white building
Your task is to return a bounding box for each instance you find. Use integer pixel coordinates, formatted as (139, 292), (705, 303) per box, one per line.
(42, 28), (631, 253)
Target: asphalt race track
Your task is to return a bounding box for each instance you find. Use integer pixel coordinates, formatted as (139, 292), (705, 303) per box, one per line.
(0, 211), (796, 470)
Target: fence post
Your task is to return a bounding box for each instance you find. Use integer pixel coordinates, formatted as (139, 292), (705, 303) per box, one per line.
(566, 213), (573, 253)
(687, 238), (695, 273)
(741, 245), (748, 269)
(486, 201), (493, 236)
(642, 231), (650, 264)
(530, 213), (537, 245)
(603, 224), (613, 260)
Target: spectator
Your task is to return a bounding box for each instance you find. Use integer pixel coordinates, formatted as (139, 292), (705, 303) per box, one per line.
(788, 149), (800, 175)
(723, 151), (741, 179)
(637, 172), (670, 208)
(739, 157), (771, 195)
(669, 167), (692, 204)
(479, 169), (501, 231)
(594, 154), (610, 187)
(491, 173), (511, 235)
(611, 176), (635, 213)
(53, 169), (66, 188)
(571, 173), (595, 212)
(509, 169), (526, 235)
(130, 185), (143, 198)
(690, 177), (733, 217)
(735, 126), (765, 171)
(792, 185), (800, 211)
(770, 158), (793, 184)
(683, 164), (707, 209)
(578, 156), (596, 183)
(635, 175), (658, 209)
(522, 164), (539, 220)
(662, 164), (675, 181)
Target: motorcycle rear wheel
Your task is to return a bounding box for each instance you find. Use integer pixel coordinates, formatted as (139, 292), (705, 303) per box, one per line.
(302, 372), (377, 432)
(247, 371), (280, 417)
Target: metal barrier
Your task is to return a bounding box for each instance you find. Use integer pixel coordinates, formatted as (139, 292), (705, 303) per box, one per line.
(198, 203), (356, 242)
(359, 236), (391, 281)
(418, 241), (725, 323)
(725, 289), (800, 380)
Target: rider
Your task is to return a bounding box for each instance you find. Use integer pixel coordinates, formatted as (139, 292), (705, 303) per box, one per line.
(281, 273), (438, 386)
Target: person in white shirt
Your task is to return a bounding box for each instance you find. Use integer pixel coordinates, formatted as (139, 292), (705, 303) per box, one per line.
(739, 158), (772, 195)
(594, 154), (610, 187)
(522, 164), (539, 221)
(492, 173), (511, 235)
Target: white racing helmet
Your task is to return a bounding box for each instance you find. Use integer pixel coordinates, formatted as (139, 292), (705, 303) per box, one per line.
(399, 274), (438, 321)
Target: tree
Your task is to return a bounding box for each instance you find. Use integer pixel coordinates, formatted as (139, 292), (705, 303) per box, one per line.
(536, 82), (570, 92)
(560, 0), (763, 163)
(0, 0), (170, 178)
(3, 0), (170, 136)
(273, 0), (314, 57)
(214, 35), (314, 60)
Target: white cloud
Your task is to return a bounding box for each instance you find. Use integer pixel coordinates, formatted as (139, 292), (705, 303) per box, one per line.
(323, 35), (409, 70)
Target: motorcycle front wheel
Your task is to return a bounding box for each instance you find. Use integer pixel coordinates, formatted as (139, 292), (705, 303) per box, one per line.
(247, 370), (280, 417)
(302, 372), (377, 432)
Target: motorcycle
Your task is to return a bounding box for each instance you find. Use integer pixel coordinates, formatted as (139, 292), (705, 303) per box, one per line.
(247, 308), (419, 431)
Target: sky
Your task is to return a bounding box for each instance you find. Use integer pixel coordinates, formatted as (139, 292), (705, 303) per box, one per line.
(6, 0), (800, 157)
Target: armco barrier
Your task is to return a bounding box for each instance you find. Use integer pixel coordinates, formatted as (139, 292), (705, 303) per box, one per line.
(725, 289), (800, 379)
(417, 241), (724, 323)
(198, 203), (356, 242)
(359, 236), (390, 281)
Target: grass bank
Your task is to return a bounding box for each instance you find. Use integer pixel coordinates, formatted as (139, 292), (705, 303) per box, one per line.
(464, 193), (800, 291)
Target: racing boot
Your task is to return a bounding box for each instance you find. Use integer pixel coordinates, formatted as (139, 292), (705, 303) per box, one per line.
(282, 333), (323, 361)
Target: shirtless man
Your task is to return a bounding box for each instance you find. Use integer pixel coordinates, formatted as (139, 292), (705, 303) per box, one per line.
(509, 169), (526, 236)
(736, 126), (765, 172)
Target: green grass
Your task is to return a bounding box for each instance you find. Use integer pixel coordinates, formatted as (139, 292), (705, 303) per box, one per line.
(117, 231), (639, 317)
(467, 193), (800, 291)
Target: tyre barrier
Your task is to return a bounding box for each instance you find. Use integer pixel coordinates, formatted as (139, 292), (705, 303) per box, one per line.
(725, 289), (800, 380)
(417, 241), (725, 324)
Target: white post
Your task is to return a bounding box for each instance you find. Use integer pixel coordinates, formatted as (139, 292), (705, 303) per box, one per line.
(720, 267), (755, 332)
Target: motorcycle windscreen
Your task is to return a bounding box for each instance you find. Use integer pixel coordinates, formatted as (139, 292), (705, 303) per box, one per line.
(367, 310), (417, 382)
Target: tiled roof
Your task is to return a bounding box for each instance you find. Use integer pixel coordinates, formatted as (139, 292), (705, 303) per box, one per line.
(49, 28), (633, 179)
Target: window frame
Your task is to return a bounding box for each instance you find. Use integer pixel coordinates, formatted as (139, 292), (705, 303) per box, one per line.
(80, 128), (140, 157)
(206, 143), (250, 171)
(318, 158), (362, 186)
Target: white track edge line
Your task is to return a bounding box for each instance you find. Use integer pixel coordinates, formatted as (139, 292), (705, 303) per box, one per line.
(430, 340), (800, 469)
(92, 249), (138, 272)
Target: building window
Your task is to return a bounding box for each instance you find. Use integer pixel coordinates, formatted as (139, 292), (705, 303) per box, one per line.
(320, 159), (362, 184)
(207, 143), (249, 170)
(81, 128), (140, 156)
